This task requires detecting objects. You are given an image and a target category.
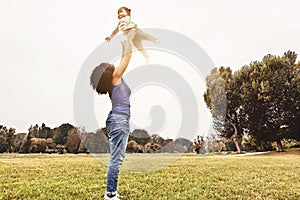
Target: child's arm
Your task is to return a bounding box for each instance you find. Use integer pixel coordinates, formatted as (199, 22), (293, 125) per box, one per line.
(105, 26), (119, 41)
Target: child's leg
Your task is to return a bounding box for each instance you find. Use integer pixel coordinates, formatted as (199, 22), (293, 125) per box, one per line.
(134, 29), (159, 44)
(133, 37), (150, 62)
(131, 29), (159, 63)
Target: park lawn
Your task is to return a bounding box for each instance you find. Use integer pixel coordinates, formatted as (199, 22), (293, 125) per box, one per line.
(0, 151), (300, 200)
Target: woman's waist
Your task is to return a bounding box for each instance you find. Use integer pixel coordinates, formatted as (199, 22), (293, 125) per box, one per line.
(110, 103), (130, 117)
(108, 110), (130, 119)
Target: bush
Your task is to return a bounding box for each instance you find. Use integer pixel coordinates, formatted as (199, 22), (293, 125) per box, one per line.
(126, 140), (143, 153)
(225, 141), (237, 151)
(0, 135), (8, 153)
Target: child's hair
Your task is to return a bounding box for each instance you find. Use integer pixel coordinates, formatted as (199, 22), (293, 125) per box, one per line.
(90, 63), (115, 96)
(118, 7), (131, 16)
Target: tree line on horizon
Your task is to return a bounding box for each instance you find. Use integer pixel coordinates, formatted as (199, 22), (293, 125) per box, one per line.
(0, 123), (195, 154)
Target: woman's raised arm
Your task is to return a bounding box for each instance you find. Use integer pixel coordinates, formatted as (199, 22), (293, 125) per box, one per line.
(111, 30), (135, 85)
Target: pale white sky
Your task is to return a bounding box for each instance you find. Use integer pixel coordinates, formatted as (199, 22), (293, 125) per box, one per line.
(1, 0), (299, 140)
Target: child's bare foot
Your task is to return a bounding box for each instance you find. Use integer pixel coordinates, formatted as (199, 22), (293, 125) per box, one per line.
(145, 57), (150, 64)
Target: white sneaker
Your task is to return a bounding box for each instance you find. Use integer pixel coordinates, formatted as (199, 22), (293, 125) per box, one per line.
(104, 193), (122, 200)
(116, 193), (124, 199)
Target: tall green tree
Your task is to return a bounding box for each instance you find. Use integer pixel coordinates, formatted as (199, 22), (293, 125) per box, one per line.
(53, 123), (74, 145)
(285, 60), (300, 140)
(204, 67), (242, 152)
(237, 51), (299, 151)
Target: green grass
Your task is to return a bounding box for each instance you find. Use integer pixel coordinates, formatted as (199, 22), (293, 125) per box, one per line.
(1, 152), (300, 200)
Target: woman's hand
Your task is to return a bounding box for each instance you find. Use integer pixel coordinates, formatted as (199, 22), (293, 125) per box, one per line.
(121, 40), (132, 58)
(121, 30), (134, 57)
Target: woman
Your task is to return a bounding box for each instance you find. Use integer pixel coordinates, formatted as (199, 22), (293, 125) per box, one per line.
(90, 30), (135, 200)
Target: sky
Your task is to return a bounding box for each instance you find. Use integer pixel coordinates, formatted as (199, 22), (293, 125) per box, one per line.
(1, 0), (299, 140)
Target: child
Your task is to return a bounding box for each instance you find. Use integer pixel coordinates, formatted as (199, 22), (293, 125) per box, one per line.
(105, 7), (159, 63)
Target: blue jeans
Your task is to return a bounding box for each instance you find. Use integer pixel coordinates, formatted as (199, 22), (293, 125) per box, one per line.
(105, 112), (130, 195)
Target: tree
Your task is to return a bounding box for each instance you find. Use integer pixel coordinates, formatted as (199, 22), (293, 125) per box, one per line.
(12, 133), (27, 152)
(129, 129), (151, 146)
(53, 123), (74, 145)
(126, 140), (143, 153)
(204, 67), (242, 152)
(285, 60), (300, 140)
(20, 125), (39, 153)
(66, 128), (82, 153)
(38, 123), (54, 139)
(7, 128), (15, 153)
(239, 51), (299, 151)
(0, 126), (16, 153)
(0, 134), (8, 153)
(193, 136), (204, 154)
(204, 51), (300, 152)
(174, 137), (193, 152)
(81, 128), (109, 153)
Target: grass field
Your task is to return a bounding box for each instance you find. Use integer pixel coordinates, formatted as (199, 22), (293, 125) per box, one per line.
(1, 150), (300, 200)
